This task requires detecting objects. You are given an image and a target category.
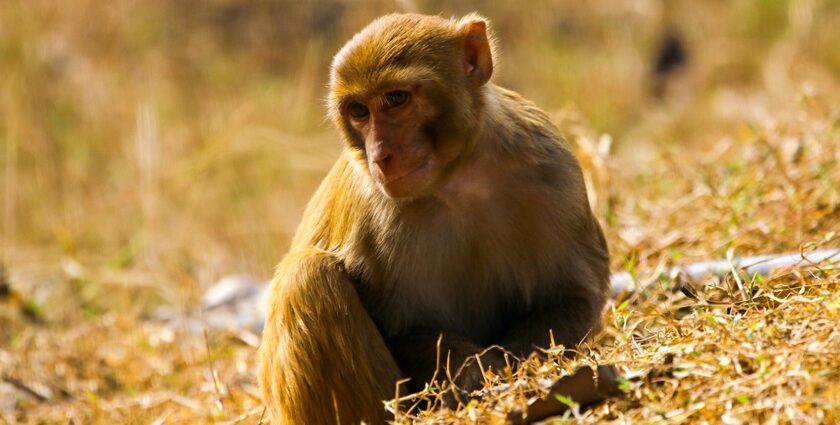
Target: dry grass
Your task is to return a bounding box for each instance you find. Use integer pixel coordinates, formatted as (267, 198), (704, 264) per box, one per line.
(1, 1), (839, 424)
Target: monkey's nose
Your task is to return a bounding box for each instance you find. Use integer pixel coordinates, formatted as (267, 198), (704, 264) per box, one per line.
(372, 152), (393, 176)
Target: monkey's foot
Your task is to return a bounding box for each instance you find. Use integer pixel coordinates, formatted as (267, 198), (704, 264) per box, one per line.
(508, 365), (622, 424)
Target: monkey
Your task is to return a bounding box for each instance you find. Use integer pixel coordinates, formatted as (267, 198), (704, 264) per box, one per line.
(258, 13), (612, 424)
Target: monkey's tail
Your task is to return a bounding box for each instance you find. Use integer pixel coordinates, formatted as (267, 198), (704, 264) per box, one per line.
(610, 248), (840, 298)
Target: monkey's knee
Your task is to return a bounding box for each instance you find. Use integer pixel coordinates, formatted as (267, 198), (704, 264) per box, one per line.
(259, 251), (401, 424)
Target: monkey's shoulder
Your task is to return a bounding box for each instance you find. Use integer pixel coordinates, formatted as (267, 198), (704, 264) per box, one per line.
(488, 86), (579, 166)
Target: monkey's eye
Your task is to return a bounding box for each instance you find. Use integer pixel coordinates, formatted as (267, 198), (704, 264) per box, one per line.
(348, 102), (369, 119)
(385, 90), (410, 108)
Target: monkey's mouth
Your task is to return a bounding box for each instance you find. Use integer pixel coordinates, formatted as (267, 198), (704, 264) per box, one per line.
(375, 159), (434, 199)
(382, 160), (429, 184)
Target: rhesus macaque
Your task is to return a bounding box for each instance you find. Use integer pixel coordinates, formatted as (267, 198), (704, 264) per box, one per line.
(259, 13), (611, 424)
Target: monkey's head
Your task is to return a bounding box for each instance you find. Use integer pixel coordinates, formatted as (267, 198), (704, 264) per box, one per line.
(328, 13), (495, 200)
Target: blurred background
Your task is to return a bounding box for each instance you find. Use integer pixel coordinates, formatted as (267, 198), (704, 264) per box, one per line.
(1, 0), (838, 423)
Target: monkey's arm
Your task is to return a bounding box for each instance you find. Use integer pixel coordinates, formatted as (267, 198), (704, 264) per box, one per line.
(491, 296), (619, 416)
(258, 250), (403, 425)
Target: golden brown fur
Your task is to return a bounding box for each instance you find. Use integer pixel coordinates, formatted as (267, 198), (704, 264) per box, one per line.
(259, 13), (609, 424)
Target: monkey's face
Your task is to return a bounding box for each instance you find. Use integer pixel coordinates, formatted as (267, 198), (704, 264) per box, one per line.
(327, 14), (494, 200)
(340, 85), (448, 199)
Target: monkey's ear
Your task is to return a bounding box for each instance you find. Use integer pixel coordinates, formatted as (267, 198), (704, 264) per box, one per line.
(458, 17), (493, 86)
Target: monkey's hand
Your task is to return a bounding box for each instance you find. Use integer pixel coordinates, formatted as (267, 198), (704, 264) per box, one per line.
(440, 346), (509, 409)
(452, 346), (509, 392)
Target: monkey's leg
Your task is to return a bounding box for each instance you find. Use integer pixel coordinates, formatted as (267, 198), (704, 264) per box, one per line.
(497, 294), (618, 409)
(388, 328), (508, 409)
(498, 292), (605, 357)
(259, 250), (402, 425)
